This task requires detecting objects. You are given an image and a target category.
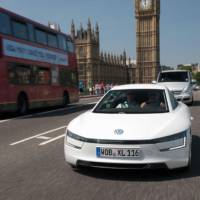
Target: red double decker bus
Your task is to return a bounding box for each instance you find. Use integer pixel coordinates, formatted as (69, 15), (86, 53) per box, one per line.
(0, 7), (79, 114)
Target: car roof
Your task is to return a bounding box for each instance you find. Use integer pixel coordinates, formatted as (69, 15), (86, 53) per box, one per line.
(160, 70), (189, 73)
(111, 84), (168, 91)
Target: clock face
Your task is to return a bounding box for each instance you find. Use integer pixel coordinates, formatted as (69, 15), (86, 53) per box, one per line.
(140, 0), (152, 10)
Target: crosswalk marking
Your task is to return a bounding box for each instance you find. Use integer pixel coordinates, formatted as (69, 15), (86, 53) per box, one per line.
(36, 136), (52, 140)
(39, 134), (65, 146)
(10, 126), (67, 146)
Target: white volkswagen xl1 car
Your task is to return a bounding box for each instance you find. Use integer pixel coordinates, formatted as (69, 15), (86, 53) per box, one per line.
(64, 84), (192, 170)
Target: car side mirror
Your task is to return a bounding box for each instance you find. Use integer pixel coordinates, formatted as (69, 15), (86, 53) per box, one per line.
(152, 80), (157, 84)
(190, 116), (194, 121)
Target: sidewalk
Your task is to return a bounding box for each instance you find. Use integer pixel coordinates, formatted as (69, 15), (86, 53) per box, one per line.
(79, 94), (103, 99)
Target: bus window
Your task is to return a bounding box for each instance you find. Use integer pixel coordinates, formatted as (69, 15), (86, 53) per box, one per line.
(35, 29), (47, 45)
(51, 66), (59, 84)
(58, 34), (67, 51)
(47, 33), (58, 48)
(70, 71), (78, 86)
(37, 67), (50, 85)
(8, 64), (31, 85)
(0, 12), (11, 34)
(59, 68), (69, 86)
(12, 20), (28, 40)
(27, 23), (35, 42)
(59, 68), (78, 87)
(67, 41), (75, 53)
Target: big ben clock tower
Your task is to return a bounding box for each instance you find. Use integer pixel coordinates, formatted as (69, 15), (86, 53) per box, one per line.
(135, 0), (160, 83)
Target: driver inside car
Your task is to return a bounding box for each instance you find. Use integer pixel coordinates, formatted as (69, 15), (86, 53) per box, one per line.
(117, 92), (139, 109)
(140, 91), (165, 109)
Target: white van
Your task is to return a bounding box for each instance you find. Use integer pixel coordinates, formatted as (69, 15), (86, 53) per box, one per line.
(156, 70), (193, 105)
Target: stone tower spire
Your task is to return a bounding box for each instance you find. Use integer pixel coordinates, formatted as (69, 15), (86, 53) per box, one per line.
(123, 50), (127, 65)
(78, 23), (83, 39)
(87, 18), (92, 40)
(95, 22), (99, 43)
(71, 19), (75, 40)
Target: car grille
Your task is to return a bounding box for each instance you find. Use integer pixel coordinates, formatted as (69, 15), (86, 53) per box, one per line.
(77, 160), (167, 170)
(172, 90), (182, 95)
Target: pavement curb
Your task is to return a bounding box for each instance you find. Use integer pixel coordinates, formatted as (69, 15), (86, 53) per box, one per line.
(80, 95), (103, 99)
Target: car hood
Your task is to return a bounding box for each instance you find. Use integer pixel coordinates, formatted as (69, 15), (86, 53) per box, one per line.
(68, 110), (190, 141)
(157, 82), (189, 91)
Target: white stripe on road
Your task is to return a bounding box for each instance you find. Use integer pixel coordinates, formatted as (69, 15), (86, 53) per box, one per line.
(0, 119), (11, 123)
(36, 136), (52, 140)
(0, 101), (97, 124)
(0, 108), (70, 124)
(39, 134), (65, 146)
(10, 126), (67, 146)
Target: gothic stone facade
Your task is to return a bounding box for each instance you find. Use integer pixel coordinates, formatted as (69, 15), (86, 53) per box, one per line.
(71, 20), (133, 89)
(135, 0), (160, 83)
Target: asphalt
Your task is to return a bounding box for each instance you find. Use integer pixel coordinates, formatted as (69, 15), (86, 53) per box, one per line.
(0, 93), (200, 200)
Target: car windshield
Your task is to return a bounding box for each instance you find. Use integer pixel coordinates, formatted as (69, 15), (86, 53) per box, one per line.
(93, 89), (169, 114)
(158, 72), (189, 82)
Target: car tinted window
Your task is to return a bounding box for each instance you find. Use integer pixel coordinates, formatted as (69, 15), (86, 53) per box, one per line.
(158, 72), (189, 82)
(93, 89), (169, 114)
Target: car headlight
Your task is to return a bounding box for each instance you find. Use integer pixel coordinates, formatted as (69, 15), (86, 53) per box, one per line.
(182, 86), (192, 94)
(156, 130), (187, 152)
(65, 130), (84, 149)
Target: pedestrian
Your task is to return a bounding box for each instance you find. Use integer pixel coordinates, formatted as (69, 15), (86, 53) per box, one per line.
(89, 87), (92, 95)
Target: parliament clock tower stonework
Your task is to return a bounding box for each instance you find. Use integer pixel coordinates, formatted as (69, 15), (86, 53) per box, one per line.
(135, 0), (160, 83)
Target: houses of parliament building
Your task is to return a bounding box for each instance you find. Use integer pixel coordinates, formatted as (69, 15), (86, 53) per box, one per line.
(71, 20), (136, 90)
(70, 0), (160, 88)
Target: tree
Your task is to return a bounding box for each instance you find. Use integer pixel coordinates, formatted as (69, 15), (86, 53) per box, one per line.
(177, 65), (192, 72)
(195, 72), (200, 84)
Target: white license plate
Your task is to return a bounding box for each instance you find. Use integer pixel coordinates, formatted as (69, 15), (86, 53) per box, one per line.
(96, 147), (141, 158)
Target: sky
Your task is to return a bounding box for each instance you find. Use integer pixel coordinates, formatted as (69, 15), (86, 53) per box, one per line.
(0, 0), (200, 67)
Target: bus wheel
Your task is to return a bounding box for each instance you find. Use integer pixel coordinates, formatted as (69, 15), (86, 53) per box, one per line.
(63, 92), (69, 107)
(17, 94), (28, 115)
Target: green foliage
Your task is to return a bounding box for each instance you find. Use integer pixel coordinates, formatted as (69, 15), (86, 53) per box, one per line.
(160, 65), (173, 70)
(192, 72), (196, 78)
(178, 65), (192, 72)
(195, 72), (200, 84)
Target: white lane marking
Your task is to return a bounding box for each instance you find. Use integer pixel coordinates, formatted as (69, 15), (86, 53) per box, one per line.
(0, 119), (10, 123)
(10, 126), (67, 146)
(36, 136), (52, 140)
(39, 134), (65, 146)
(0, 101), (98, 124)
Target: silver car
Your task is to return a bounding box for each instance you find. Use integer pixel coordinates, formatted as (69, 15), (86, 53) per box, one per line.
(157, 70), (193, 105)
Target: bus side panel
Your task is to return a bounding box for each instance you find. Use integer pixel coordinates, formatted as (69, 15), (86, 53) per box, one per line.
(0, 35), (3, 58)
(50, 85), (63, 105)
(8, 85), (36, 110)
(0, 61), (14, 111)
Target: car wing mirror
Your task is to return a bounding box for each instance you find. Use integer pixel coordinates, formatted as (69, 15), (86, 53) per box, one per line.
(152, 80), (157, 84)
